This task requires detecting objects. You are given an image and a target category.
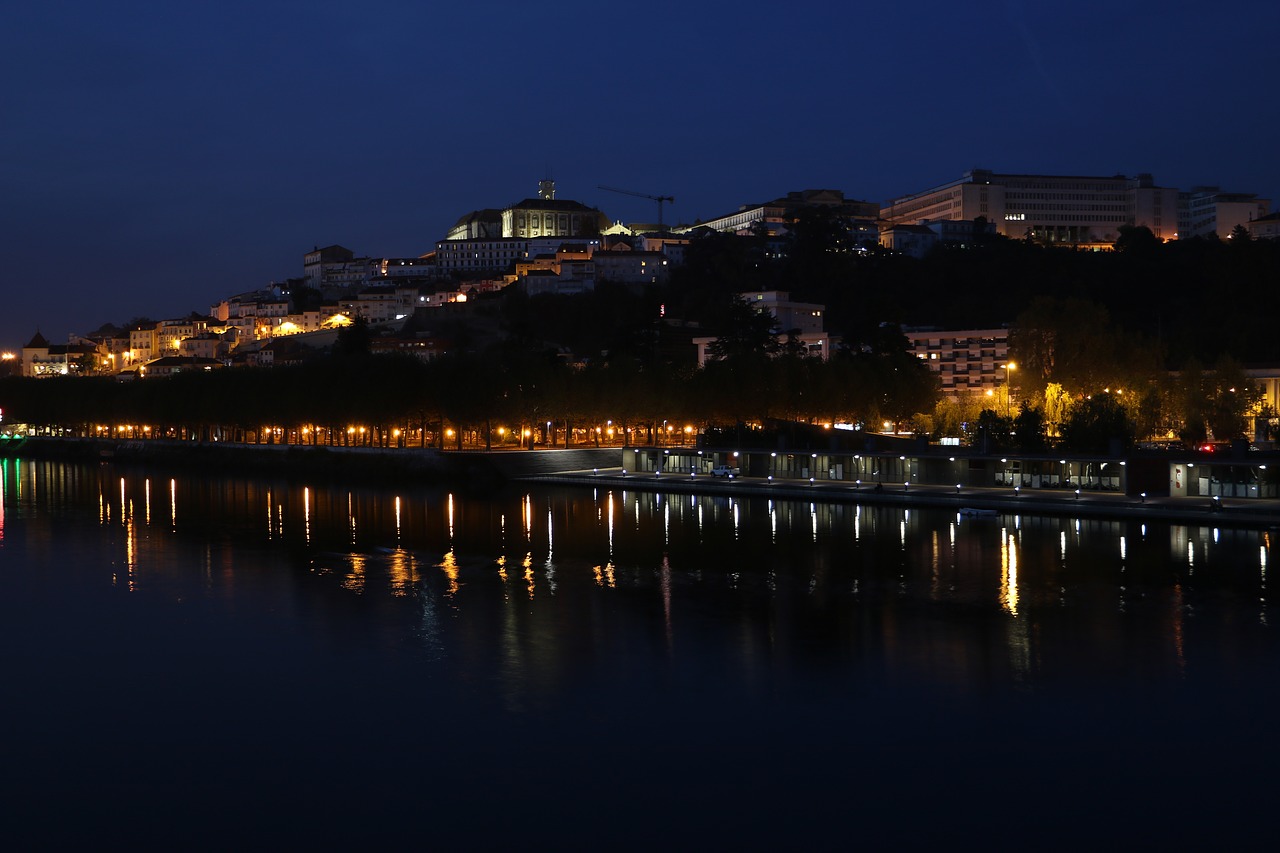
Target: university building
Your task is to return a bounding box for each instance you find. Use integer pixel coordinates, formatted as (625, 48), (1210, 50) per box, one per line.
(881, 169), (1180, 245)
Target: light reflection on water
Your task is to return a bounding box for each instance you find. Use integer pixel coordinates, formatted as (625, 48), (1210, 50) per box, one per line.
(3, 457), (1280, 845)
(0, 459), (1266, 665)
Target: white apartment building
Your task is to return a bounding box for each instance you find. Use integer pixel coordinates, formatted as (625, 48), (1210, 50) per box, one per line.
(435, 238), (529, 276)
(904, 327), (1011, 398)
(882, 170), (1180, 245)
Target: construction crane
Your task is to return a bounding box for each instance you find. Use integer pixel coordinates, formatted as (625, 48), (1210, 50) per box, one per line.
(597, 185), (675, 229)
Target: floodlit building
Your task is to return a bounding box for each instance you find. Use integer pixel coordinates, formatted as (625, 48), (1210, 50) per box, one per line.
(882, 169), (1180, 245)
(500, 180), (608, 240)
(20, 332), (97, 377)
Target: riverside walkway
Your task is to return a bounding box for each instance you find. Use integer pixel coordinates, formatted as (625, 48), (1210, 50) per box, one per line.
(520, 466), (1280, 529)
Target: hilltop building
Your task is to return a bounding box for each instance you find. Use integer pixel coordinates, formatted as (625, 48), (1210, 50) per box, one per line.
(1177, 187), (1271, 240)
(691, 189), (879, 246)
(881, 169), (1180, 245)
(498, 179), (609, 240)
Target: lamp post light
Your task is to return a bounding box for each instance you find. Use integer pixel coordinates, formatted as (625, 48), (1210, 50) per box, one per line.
(1004, 361), (1017, 417)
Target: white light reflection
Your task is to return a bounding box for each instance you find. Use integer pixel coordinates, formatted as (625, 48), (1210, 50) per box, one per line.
(395, 496), (402, 541)
(855, 504), (861, 541)
(732, 500), (739, 539)
(1187, 541), (1195, 571)
(169, 479), (177, 529)
(1060, 531), (1067, 562)
(811, 502), (818, 541)
(664, 500), (670, 546)
(1262, 540), (1269, 626)
(607, 493), (615, 556)
(124, 506), (137, 592)
(545, 508), (556, 595)
(1120, 535), (1127, 562)
(348, 492), (356, 544)
(770, 499), (777, 541)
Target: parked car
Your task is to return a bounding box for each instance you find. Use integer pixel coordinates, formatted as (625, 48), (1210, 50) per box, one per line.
(710, 465), (738, 478)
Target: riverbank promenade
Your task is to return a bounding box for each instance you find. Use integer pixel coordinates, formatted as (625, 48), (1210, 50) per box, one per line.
(521, 466), (1280, 529)
(5, 435), (1278, 527)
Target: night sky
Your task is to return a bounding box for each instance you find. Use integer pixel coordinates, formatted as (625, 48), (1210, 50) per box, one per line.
(4, 1), (1278, 350)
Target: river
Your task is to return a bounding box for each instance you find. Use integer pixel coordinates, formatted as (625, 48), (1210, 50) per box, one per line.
(1, 458), (1276, 847)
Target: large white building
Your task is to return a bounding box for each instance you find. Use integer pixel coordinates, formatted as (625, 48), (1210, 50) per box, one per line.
(1178, 187), (1271, 240)
(882, 170), (1180, 245)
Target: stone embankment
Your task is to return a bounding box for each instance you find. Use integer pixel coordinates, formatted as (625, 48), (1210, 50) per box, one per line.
(7, 437), (1279, 527)
(520, 468), (1280, 529)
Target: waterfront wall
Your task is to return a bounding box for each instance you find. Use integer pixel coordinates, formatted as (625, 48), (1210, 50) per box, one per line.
(1, 437), (623, 488)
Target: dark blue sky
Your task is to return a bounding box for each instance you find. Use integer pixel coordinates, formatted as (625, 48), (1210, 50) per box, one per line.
(4, 0), (1278, 350)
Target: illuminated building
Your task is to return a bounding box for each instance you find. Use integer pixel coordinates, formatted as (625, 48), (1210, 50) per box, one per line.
(499, 179), (608, 240)
(20, 331), (98, 377)
(881, 169), (1180, 244)
(904, 327), (1011, 398)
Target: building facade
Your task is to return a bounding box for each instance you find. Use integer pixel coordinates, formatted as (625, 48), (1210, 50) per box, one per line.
(1178, 187), (1271, 239)
(904, 327), (1011, 398)
(882, 170), (1180, 245)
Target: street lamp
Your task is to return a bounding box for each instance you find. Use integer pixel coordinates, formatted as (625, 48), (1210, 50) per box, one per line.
(1004, 361), (1017, 416)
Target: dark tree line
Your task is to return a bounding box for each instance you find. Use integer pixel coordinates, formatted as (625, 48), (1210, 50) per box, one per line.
(0, 345), (939, 447)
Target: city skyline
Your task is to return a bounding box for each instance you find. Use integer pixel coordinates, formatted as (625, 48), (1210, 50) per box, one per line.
(5, 1), (1280, 349)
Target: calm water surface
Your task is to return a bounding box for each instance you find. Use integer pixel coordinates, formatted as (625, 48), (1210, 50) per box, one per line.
(1, 458), (1277, 847)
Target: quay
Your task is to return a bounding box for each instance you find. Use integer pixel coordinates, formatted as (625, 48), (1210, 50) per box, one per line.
(524, 467), (1280, 529)
(5, 435), (1279, 527)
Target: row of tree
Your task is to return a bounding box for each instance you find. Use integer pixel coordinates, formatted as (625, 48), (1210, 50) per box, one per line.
(0, 344), (939, 448)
